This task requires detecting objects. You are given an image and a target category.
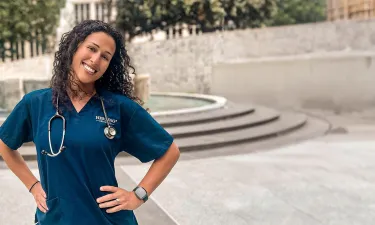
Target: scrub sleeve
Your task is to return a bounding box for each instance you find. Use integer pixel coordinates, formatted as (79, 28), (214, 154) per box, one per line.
(0, 95), (33, 150)
(122, 102), (174, 163)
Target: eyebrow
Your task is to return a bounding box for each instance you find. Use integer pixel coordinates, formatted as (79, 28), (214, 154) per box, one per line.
(90, 42), (112, 56)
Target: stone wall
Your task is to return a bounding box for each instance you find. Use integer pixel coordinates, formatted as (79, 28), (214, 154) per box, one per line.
(127, 19), (375, 94)
(211, 52), (375, 112)
(2, 19), (375, 111)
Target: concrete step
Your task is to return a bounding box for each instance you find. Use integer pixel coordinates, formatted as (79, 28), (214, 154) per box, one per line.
(175, 115), (331, 161)
(155, 102), (255, 127)
(175, 112), (307, 152)
(166, 106), (280, 138)
(9, 111), (306, 161)
(2, 101), (312, 161)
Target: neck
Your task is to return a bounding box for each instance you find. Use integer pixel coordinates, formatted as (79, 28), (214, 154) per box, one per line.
(68, 83), (96, 101)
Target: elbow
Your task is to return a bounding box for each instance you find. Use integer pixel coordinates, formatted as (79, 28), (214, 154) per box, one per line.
(160, 141), (180, 163)
(170, 141), (180, 162)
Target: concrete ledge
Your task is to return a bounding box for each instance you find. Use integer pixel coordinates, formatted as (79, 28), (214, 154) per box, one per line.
(150, 92), (227, 117)
(0, 92), (226, 124)
(212, 51), (375, 112)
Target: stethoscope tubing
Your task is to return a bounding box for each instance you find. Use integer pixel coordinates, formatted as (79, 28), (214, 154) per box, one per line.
(42, 95), (115, 157)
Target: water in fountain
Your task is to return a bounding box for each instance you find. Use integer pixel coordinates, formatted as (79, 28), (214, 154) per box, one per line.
(0, 95), (214, 120)
(145, 95), (212, 112)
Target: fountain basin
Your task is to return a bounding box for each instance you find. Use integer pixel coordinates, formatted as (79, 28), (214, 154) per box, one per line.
(0, 92), (226, 123)
(148, 92), (226, 117)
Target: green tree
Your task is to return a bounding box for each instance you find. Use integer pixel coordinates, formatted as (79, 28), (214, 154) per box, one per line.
(29, 0), (66, 53)
(184, 0), (225, 32)
(116, 0), (148, 41)
(0, 0), (31, 59)
(114, 0), (326, 41)
(0, 0), (64, 60)
(116, 0), (187, 41)
(220, 0), (276, 29)
(270, 0), (326, 26)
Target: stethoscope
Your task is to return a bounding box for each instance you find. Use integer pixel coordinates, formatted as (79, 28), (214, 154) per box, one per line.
(41, 96), (117, 157)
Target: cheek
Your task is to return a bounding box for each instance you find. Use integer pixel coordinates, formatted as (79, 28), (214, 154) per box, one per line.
(72, 51), (85, 67)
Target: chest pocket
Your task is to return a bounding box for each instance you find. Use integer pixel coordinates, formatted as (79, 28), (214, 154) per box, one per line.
(60, 114), (123, 156)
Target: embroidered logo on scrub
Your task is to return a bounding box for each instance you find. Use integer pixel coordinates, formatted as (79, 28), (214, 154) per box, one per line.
(95, 116), (118, 126)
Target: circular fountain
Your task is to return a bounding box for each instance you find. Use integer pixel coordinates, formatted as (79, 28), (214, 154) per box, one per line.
(0, 93), (226, 125)
(147, 92), (226, 117)
(0, 71), (330, 161)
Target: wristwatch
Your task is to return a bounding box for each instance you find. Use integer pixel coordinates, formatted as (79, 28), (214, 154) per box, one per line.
(133, 186), (148, 202)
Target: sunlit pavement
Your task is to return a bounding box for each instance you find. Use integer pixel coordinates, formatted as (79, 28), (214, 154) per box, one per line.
(2, 126), (375, 225)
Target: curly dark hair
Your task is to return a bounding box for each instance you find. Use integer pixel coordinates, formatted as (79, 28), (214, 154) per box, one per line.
(50, 20), (141, 111)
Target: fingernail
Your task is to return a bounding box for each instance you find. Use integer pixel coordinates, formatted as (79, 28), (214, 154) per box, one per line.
(100, 187), (103, 191)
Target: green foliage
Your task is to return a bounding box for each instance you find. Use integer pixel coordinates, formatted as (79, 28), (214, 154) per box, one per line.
(30, 0), (65, 35)
(221, 0), (276, 29)
(270, 0), (326, 26)
(184, 0), (225, 32)
(0, 0), (31, 41)
(115, 0), (327, 40)
(116, 0), (187, 40)
(0, 0), (65, 60)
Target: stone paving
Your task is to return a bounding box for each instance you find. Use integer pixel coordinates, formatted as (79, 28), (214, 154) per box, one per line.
(1, 124), (375, 224)
(121, 129), (375, 225)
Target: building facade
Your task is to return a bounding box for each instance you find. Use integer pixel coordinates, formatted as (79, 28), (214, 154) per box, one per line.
(68, 0), (116, 24)
(327, 0), (375, 21)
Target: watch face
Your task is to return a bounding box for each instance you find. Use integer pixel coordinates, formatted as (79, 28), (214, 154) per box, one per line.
(135, 187), (147, 199)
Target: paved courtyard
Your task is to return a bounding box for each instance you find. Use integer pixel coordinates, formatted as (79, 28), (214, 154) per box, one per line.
(1, 123), (375, 224)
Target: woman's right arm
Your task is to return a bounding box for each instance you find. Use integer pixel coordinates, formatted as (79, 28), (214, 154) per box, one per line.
(0, 139), (48, 213)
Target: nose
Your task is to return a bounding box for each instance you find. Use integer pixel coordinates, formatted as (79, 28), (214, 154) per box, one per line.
(90, 52), (101, 65)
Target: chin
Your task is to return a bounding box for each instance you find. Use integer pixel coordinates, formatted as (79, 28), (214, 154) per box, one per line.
(76, 75), (97, 85)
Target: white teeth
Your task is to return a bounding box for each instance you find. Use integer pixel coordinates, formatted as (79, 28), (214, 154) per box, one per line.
(83, 63), (95, 73)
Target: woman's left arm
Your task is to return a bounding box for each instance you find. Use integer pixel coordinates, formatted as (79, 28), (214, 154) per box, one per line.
(97, 142), (180, 212)
(137, 141), (180, 196)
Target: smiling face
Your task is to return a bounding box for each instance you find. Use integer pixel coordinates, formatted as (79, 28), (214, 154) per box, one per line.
(70, 32), (116, 88)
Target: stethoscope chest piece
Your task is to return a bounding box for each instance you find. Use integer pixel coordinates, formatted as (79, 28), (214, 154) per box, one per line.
(104, 126), (116, 139)
(43, 95), (116, 157)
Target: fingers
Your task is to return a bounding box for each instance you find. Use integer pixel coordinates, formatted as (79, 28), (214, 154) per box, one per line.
(33, 187), (48, 213)
(30, 183), (49, 214)
(41, 189), (47, 199)
(97, 192), (119, 204)
(97, 186), (137, 212)
(105, 204), (124, 213)
(100, 186), (118, 193)
(99, 198), (121, 209)
(35, 193), (48, 213)
(37, 201), (48, 213)
(39, 197), (49, 212)
(97, 186), (120, 203)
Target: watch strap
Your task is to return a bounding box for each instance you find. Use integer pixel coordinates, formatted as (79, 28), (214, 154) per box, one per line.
(133, 186), (148, 202)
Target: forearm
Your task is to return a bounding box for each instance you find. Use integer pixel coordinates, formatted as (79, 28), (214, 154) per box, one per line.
(138, 141), (180, 196)
(0, 140), (39, 191)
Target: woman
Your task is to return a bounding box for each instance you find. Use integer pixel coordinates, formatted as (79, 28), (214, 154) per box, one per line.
(0, 20), (180, 224)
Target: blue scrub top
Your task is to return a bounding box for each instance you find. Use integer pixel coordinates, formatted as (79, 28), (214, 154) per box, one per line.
(0, 88), (174, 225)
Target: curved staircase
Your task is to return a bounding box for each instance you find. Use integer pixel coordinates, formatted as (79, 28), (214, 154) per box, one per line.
(0, 102), (331, 161)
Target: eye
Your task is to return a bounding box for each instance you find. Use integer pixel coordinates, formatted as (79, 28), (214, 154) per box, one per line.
(88, 46), (96, 52)
(101, 55), (109, 61)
